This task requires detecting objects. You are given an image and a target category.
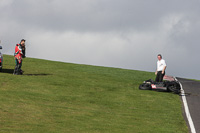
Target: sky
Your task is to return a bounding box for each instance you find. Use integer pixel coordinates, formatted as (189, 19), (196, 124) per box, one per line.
(0, 0), (200, 79)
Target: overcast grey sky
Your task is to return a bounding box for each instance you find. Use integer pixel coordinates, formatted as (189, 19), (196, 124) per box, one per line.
(0, 0), (200, 79)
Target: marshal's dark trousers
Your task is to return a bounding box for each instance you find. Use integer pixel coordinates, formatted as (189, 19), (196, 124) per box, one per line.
(14, 59), (22, 75)
(155, 71), (165, 82)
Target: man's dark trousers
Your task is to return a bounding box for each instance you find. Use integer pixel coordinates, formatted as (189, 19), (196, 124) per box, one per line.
(155, 71), (165, 82)
(14, 59), (22, 75)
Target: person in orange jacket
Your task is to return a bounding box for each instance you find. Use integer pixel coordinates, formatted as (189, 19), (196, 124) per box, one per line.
(13, 39), (26, 75)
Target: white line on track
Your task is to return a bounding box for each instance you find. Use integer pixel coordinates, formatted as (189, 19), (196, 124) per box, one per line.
(174, 77), (196, 133)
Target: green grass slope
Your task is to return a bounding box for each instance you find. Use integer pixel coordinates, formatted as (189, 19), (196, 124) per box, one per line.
(0, 55), (188, 133)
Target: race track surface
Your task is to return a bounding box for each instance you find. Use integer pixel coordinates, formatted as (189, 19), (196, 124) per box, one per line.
(177, 78), (200, 133)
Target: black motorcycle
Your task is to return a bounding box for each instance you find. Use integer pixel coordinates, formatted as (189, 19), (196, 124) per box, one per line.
(139, 79), (181, 94)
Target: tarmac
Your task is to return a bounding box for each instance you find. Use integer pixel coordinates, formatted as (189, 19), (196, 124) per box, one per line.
(177, 78), (200, 133)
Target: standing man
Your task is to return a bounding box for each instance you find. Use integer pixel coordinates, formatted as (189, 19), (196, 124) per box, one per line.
(155, 54), (167, 82)
(13, 39), (26, 75)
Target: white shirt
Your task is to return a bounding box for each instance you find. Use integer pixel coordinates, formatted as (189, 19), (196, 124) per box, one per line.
(157, 59), (166, 71)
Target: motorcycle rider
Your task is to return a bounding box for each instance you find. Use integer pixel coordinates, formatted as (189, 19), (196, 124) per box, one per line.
(155, 54), (167, 82)
(13, 39), (26, 75)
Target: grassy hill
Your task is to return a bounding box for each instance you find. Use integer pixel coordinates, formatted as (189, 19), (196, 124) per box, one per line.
(0, 55), (188, 133)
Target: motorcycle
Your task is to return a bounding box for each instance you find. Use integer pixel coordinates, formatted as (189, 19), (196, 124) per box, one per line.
(139, 79), (181, 94)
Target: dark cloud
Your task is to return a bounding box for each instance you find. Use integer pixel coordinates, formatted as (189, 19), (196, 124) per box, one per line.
(0, 0), (200, 79)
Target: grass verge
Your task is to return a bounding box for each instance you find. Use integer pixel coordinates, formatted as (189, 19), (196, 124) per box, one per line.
(0, 55), (188, 133)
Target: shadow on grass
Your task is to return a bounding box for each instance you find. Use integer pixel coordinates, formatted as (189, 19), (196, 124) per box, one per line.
(140, 89), (181, 95)
(23, 74), (52, 76)
(1, 69), (14, 74)
(1, 69), (51, 76)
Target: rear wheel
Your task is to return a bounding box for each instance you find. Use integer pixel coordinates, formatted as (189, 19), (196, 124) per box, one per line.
(167, 82), (181, 94)
(139, 83), (152, 90)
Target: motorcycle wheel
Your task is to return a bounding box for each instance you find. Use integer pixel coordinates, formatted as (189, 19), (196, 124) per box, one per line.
(168, 85), (180, 94)
(139, 83), (151, 90)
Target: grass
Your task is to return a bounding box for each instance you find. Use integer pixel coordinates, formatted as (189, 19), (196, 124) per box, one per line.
(188, 79), (200, 82)
(0, 55), (188, 133)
